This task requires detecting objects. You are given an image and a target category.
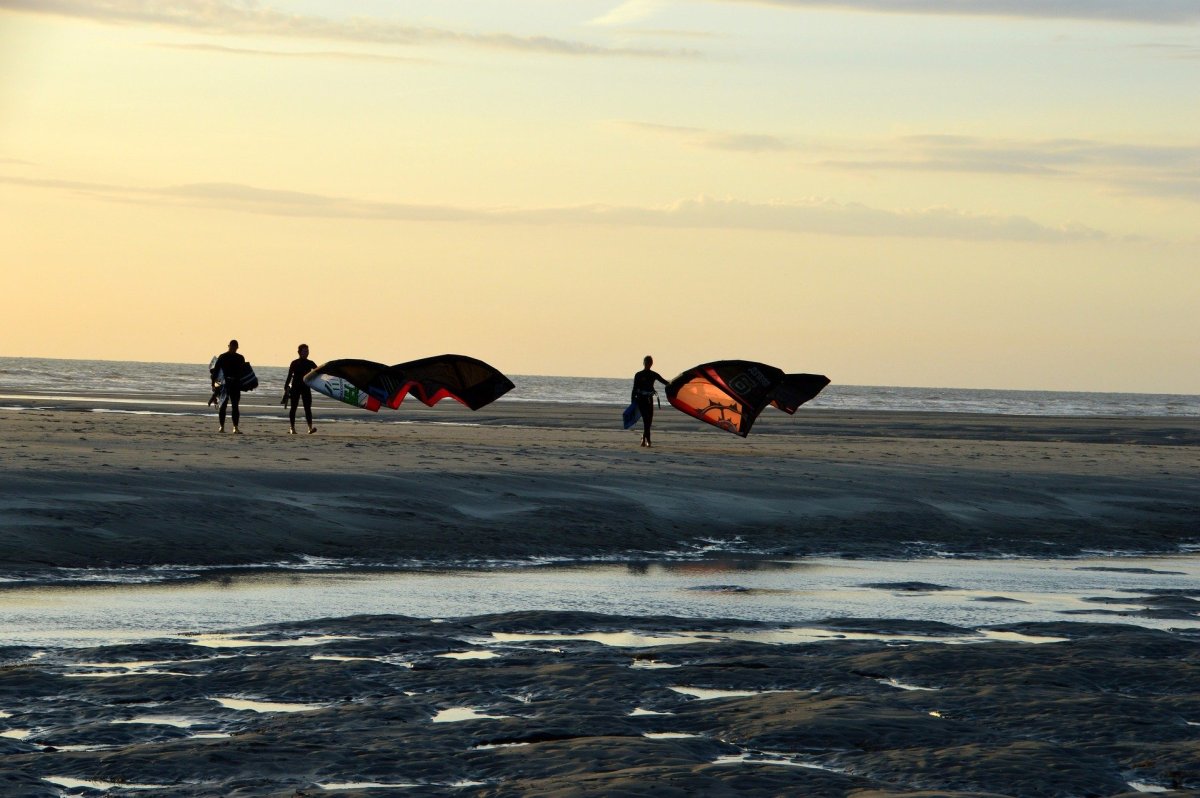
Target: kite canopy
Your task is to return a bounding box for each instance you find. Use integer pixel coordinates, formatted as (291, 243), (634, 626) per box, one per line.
(768, 372), (832, 415)
(665, 360), (829, 437)
(304, 355), (515, 412)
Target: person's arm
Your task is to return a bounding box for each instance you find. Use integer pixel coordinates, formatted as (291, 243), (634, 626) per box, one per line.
(654, 371), (669, 386)
(284, 361), (295, 392)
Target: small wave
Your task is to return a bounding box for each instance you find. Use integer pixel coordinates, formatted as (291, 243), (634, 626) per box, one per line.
(1, 357), (1197, 416)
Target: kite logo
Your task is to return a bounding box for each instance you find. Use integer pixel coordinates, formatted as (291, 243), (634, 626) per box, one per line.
(729, 368), (768, 396)
(319, 377), (364, 407)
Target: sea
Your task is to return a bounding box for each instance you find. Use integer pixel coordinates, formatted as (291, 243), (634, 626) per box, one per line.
(1, 356), (1197, 417)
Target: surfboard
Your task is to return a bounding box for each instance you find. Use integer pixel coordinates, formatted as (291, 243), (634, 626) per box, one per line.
(622, 401), (641, 430)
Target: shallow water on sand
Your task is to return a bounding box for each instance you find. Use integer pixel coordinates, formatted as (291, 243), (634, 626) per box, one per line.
(1, 555), (1196, 649)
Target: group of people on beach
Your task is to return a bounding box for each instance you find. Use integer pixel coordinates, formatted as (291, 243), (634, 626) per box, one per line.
(211, 341), (672, 446)
(209, 340), (317, 436)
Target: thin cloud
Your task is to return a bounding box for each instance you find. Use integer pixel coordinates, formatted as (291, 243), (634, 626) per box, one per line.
(618, 123), (1200, 201)
(157, 182), (489, 222)
(1, 174), (1105, 242)
(1134, 41), (1200, 59)
(887, 136), (1200, 169)
(154, 42), (432, 64)
(521, 195), (1105, 241)
(714, 0), (1200, 25)
(620, 121), (794, 153)
(0, 0), (697, 58)
(590, 0), (669, 26)
(818, 135), (1200, 201)
(825, 158), (1065, 175)
(618, 28), (724, 39)
(1108, 175), (1200, 202)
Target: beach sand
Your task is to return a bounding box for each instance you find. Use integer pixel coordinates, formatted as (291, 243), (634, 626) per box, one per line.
(0, 394), (1196, 570)
(1, 395), (1198, 795)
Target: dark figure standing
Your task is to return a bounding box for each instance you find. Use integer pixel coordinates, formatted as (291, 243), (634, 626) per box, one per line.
(211, 339), (246, 434)
(284, 343), (318, 435)
(631, 355), (668, 447)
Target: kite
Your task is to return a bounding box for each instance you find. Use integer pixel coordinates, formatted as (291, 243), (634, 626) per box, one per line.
(665, 360), (829, 437)
(304, 355), (515, 412)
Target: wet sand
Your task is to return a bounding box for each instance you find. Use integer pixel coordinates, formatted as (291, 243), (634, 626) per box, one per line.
(0, 394), (1196, 571)
(1, 612), (1198, 796)
(2, 396), (1198, 795)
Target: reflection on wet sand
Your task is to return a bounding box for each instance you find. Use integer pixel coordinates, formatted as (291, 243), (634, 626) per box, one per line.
(487, 626), (1067, 648)
(431, 707), (511, 723)
(0, 554), (1196, 649)
(44, 776), (172, 791)
(670, 686), (800, 700)
(316, 782), (420, 791)
(186, 633), (367, 649)
(439, 650), (501, 660)
(215, 697), (327, 713)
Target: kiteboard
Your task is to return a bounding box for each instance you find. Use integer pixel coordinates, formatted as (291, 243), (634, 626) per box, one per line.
(208, 355), (259, 406)
(241, 365), (259, 392)
(622, 401), (641, 430)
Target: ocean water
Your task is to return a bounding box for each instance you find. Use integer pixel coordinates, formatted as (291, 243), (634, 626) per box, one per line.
(0, 356), (1196, 417)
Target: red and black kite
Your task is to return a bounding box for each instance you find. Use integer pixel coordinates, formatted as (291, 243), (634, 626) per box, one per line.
(665, 360), (829, 437)
(305, 355), (514, 412)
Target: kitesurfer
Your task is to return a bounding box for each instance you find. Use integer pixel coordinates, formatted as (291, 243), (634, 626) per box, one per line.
(631, 355), (668, 447)
(211, 339), (246, 434)
(283, 343), (318, 434)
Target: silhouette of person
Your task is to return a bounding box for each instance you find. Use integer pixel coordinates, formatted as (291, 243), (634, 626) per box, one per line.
(631, 355), (668, 447)
(211, 339), (246, 434)
(283, 343), (318, 434)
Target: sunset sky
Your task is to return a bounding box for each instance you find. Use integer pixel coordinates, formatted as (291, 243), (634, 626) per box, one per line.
(2, 0), (1198, 392)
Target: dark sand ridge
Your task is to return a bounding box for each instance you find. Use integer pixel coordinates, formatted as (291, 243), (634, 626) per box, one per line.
(1, 612), (1198, 796)
(0, 397), (1197, 571)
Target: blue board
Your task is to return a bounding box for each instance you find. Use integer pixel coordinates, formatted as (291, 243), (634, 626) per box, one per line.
(622, 401), (641, 430)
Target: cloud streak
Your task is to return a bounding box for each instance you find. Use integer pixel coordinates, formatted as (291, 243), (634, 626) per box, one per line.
(1134, 41), (1200, 59)
(0, 0), (697, 58)
(713, 0), (1200, 25)
(619, 121), (794, 153)
(619, 122), (1200, 202)
(1, 174), (1105, 242)
(821, 135), (1200, 201)
(153, 42), (432, 64)
(590, 0), (670, 26)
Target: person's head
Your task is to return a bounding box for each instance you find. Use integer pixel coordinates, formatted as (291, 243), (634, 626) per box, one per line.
(298, 343), (309, 358)
(643, 355), (653, 369)
(228, 339), (239, 352)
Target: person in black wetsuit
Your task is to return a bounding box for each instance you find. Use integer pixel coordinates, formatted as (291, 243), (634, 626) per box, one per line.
(283, 343), (318, 435)
(211, 339), (246, 434)
(631, 355), (668, 448)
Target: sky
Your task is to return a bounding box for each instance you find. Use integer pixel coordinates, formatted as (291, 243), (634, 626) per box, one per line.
(2, 0), (1198, 393)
